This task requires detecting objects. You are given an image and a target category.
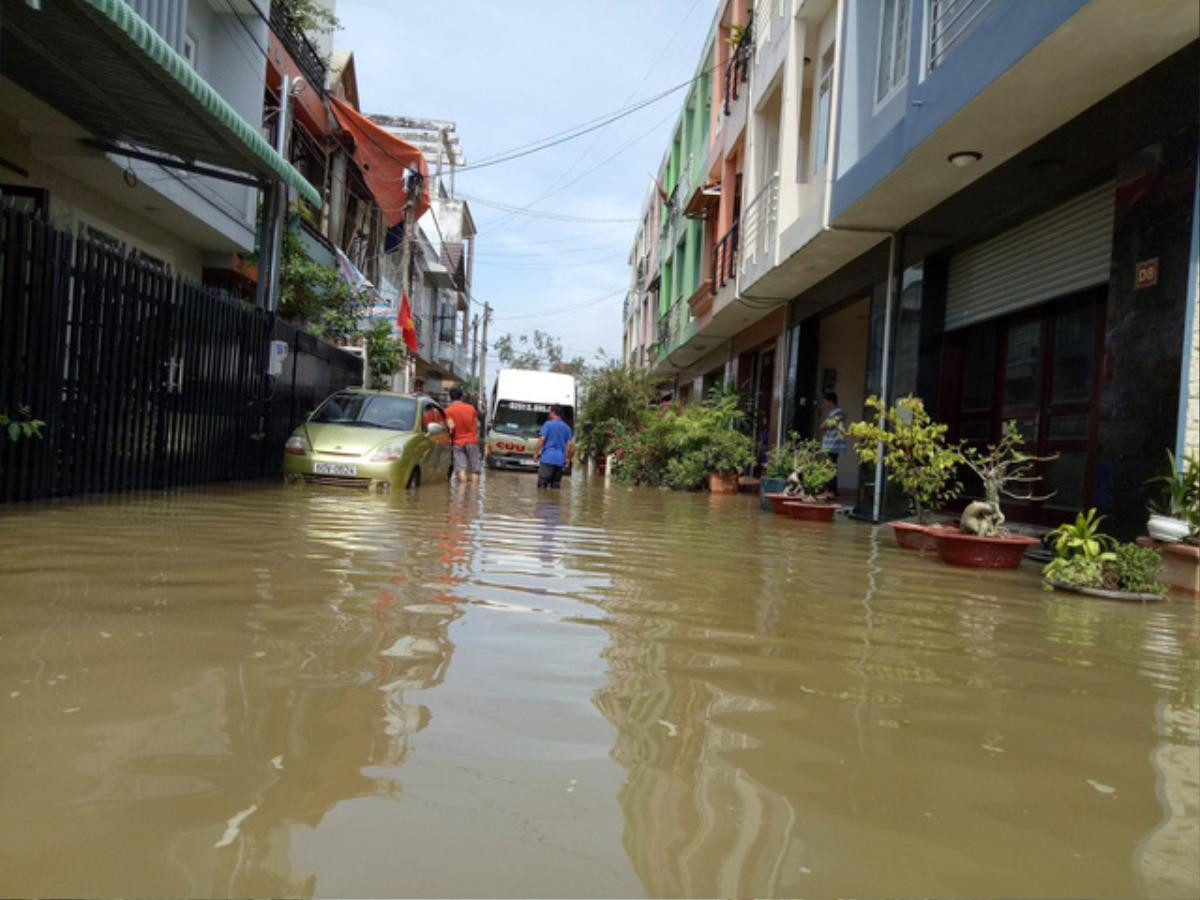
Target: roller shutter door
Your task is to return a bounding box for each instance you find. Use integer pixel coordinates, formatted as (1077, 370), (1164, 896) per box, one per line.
(945, 180), (1114, 331)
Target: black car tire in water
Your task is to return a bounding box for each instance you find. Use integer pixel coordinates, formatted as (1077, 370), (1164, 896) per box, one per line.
(407, 466), (421, 489)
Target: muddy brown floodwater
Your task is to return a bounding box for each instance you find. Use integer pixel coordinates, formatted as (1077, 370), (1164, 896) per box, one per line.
(1, 474), (1198, 898)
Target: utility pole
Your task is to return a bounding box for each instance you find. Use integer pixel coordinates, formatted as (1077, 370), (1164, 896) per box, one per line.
(397, 168), (423, 315)
(470, 313), (479, 387)
(477, 303), (491, 414)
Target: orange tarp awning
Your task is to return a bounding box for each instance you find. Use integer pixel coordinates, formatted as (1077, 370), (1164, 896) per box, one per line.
(330, 96), (430, 225)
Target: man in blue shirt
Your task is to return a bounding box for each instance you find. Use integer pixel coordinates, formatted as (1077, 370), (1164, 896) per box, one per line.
(534, 405), (574, 489)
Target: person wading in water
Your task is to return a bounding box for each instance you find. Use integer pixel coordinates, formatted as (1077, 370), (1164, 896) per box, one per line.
(445, 387), (482, 483)
(533, 405), (574, 489)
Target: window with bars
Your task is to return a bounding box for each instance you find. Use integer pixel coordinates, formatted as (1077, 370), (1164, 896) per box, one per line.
(875, 0), (911, 107)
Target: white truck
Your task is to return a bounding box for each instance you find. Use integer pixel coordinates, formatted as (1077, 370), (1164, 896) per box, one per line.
(486, 369), (577, 472)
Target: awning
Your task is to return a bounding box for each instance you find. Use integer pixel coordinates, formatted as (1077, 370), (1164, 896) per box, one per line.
(684, 179), (721, 219)
(330, 96), (430, 226)
(0, 0), (321, 208)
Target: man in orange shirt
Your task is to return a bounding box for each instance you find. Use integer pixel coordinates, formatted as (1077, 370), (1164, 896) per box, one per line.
(444, 386), (481, 482)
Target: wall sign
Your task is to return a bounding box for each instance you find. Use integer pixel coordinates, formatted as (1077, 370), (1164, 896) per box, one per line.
(1135, 257), (1158, 290)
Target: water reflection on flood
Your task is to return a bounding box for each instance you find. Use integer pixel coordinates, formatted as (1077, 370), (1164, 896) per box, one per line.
(0, 477), (1197, 898)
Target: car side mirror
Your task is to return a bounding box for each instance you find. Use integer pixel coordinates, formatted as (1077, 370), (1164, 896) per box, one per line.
(427, 422), (446, 435)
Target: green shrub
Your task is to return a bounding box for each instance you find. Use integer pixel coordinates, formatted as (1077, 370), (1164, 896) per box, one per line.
(847, 394), (963, 523)
(1108, 543), (1166, 594)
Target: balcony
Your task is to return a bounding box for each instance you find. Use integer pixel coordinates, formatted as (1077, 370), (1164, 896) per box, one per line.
(722, 18), (753, 117)
(270, 5), (327, 94)
(739, 173), (779, 289)
(928, 0), (994, 71)
(711, 218), (740, 295)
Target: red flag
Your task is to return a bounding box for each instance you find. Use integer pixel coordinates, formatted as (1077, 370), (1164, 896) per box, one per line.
(398, 292), (419, 354)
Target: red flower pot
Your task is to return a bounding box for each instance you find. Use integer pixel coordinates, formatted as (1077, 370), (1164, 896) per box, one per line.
(930, 527), (1039, 569)
(765, 492), (792, 515)
(891, 521), (937, 551)
(708, 472), (740, 494)
(782, 500), (839, 522)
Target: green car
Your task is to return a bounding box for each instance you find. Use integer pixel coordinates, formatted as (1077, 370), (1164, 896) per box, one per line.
(282, 390), (452, 491)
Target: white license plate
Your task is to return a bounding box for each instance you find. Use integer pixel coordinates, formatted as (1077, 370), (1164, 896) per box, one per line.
(314, 462), (358, 476)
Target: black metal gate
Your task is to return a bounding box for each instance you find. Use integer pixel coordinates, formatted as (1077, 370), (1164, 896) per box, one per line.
(0, 205), (360, 503)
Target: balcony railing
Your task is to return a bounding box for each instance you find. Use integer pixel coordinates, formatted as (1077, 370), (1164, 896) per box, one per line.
(711, 218), (740, 294)
(928, 0), (994, 70)
(739, 173), (778, 276)
(270, 5), (328, 93)
(723, 14), (753, 116)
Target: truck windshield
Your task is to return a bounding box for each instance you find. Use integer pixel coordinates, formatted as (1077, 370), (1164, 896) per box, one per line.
(491, 400), (574, 439)
(311, 393), (417, 431)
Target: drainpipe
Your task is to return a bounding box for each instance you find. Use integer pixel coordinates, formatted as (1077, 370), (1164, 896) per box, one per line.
(265, 73), (292, 313)
(872, 233), (899, 522)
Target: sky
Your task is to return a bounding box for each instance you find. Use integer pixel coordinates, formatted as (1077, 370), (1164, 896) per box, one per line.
(334, 0), (714, 374)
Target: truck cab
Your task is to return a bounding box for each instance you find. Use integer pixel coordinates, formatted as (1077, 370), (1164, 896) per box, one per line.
(486, 369), (577, 472)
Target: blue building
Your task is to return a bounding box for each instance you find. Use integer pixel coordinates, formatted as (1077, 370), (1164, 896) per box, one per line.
(764, 0), (1198, 534)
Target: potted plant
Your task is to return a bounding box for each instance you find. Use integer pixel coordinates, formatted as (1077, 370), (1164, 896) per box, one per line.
(847, 395), (963, 550)
(660, 386), (755, 494)
(1147, 451), (1199, 542)
(1140, 451), (1200, 596)
(778, 439), (840, 522)
(761, 433), (799, 511)
(1043, 510), (1168, 601)
(929, 421), (1053, 569)
(698, 427), (756, 494)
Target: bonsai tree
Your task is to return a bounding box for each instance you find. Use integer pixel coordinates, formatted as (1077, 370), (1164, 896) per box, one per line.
(847, 394), (963, 524)
(764, 432), (802, 480)
(1150, 450), (1200, 543)
(783, 439), (838, 502)
(959, 421), (1056, 536)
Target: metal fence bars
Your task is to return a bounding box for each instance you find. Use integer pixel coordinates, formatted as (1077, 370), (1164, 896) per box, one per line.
(0, 205), (361, 502)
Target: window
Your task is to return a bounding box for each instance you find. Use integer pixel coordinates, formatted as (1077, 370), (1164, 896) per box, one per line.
(814, 44), (835, 173)
(182, 32), (197, 69)
(875, 0), (911, 106)
(312, 393), (417, 432)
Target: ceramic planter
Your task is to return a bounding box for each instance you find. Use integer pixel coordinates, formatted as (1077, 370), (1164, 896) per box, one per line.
(765, 493), (795, 516)
(709, 472), (740, 494)
(1046, 581), (1167, 603)
(761, 477), (788, 510)
(890, 521), (938, 551)
(1137, 536), (1200, 597)
(781, 500), (839, 522)
(930, 527), (1039, 569)
(1147, 514), (1191, 543)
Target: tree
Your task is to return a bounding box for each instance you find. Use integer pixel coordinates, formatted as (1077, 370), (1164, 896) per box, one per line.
(277, 227), (368, 344)
(364, 320), (408, 390)
(273, 0), (340, 35)
(576, 363), (656, 459)
(495, 329), (591, 376)
(847, 394), (963, 523)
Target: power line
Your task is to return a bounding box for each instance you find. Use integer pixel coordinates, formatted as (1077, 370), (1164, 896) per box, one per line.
(484, 0), (707, 232)
(461, 196), (638, 223)
(457, 55), (724, 172)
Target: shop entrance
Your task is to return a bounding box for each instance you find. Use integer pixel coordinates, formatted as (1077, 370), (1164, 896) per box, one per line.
(943, 286), (1106, 524)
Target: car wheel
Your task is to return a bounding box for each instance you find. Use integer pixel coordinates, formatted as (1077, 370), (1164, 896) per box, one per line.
(406, 466), (421, 489)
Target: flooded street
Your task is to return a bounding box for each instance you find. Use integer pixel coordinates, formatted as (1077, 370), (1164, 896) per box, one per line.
(1, 474), (1198, 899)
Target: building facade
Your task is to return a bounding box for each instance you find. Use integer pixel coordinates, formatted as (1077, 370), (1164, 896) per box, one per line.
(622, 0), (1199, 532)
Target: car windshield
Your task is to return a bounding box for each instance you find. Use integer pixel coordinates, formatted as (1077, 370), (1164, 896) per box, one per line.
(492, 400), (574, 439)
(311, 393), (417, 431)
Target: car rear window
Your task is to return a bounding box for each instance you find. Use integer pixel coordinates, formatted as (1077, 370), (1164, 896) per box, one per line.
(311, 394), (417, 431)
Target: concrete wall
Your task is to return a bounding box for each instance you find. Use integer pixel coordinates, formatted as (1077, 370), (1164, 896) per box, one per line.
(833, 0), (1086, 217)
(121, 0), (269, 252)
